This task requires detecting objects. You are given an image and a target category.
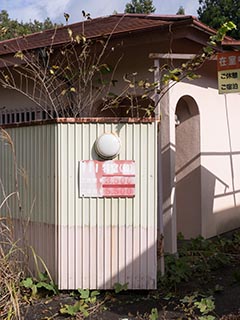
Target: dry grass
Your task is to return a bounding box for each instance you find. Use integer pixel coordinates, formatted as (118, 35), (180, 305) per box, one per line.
(0, 128), (27, 319)
(0, 217), (25, 319)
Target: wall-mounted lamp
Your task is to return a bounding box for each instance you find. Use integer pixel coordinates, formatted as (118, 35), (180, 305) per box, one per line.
(95, 133), (121, 159)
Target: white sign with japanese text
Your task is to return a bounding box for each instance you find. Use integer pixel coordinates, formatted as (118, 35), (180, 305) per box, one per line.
(217, 52), (240, 94)
(79, 160), (136, 198)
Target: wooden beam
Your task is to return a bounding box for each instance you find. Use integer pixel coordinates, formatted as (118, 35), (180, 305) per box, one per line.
(149, 53), (196, 59)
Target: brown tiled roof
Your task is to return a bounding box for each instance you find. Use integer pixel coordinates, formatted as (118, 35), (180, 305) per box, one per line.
(222, 39), (240, 50)
(0, 14), (212, 56)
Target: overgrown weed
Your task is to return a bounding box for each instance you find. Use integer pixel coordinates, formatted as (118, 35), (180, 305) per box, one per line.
(158, 232), (240, 291)
(0, 217), (25, 319)
(0, 128), (58, 319)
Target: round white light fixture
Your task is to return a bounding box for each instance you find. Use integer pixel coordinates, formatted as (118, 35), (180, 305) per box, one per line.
(95, 133), (121, 159)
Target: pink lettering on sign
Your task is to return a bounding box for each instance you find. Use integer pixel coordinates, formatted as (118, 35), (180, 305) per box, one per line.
(79, 160), (135, 198)
(217, 52), (240, 71)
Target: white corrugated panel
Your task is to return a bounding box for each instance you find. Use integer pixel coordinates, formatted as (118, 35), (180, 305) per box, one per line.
(57, 121), (158, 289)
(0, 120), (158, 290)
(0, 124), (57, 277)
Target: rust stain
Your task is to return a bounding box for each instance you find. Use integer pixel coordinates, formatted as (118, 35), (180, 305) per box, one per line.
(0, 117), (157, 129)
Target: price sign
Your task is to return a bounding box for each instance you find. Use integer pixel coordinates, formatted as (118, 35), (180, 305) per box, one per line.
(79, 160), (135, 198)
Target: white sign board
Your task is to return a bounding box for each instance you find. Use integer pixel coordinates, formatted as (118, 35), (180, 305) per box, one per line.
(79, 160), (136, 198)
(217, 52), (240, 94)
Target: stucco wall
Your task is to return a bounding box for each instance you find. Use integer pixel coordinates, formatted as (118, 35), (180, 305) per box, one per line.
(166, 60), (240, 245)
(175, 99), (201, 239)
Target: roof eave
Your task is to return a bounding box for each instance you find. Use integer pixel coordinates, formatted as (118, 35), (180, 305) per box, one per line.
(221, 39), (240, 51)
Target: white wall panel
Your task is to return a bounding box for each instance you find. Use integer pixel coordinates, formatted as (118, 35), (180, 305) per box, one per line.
(0, 119), (158, 290)
(57, 121), (158, 289)
(0, 124), (57, 277)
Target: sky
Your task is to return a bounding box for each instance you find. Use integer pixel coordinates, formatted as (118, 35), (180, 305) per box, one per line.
(0, 0), (199, 24)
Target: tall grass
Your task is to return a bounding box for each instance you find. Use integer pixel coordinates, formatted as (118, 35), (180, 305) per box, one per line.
(0, 127), (57, 319)
(0, 217), (25, 319)
(0, 128), (26, 319)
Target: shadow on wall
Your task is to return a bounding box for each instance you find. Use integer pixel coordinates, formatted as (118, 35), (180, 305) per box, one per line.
(162, 144), (240, 241)
(162, 93), (240, 245)
(201, 154), (240, 238)
(176, 165), (202, 239)
(161, 142), (176, 249)
(176, 161), (240, 239)
(174, 95), (201, 240)
(5, 160), (240, 290)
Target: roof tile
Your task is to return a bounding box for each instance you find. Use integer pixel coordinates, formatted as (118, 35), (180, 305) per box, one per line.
(0, 14), (195, 55)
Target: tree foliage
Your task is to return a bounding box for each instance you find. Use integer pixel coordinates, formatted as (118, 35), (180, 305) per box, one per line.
(124, 0), (156, 14)
(197, 0), (240, 39)
(0, 20), (236, 119)
(0, 32), (115, 118)
(0, 10), (60, 40)
(176, 6), (185, 15)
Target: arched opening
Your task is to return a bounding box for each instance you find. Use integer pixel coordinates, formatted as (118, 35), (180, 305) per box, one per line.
(175, 95), (201, 239)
